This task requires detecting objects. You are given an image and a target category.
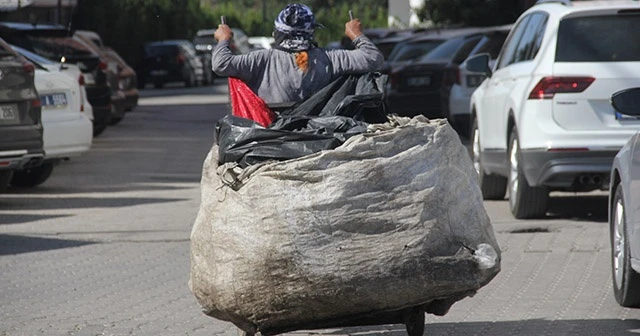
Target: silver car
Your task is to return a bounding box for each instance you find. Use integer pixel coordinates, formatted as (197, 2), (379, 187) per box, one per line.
(609, 87), (640, 308)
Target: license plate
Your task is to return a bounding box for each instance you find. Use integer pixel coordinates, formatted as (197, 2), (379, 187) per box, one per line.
(41, 93), (68, 109)
(0, 104), (18, 124)
(83, 73), (95, 85)
(406, 76), (431, 87)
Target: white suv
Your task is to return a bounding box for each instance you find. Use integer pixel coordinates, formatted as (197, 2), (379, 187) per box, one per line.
(466, 0), (640, 219)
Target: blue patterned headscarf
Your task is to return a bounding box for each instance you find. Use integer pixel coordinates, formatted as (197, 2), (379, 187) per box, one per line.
(274, 4), (320, 51)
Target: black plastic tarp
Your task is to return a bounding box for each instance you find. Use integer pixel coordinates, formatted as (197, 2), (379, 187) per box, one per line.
(215, 72), (388, 167)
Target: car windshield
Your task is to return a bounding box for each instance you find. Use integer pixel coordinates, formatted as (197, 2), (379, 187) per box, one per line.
(11, 45), (56, 66)
(0, 40), (19, 61)
(20, 36), (94, 61)
(470, 32), (508, 59)
(387, 39), (445, 62)
(419, 37), (466, 61)
(556, 14), (640, 62)
(193, 36), (215, 46)
(144, 44), (178, 56)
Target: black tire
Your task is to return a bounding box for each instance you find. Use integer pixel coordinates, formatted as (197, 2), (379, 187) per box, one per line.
(611, 184), (640, 307)
(0, 171), (13, 192)
(93, 124), (107, 137)
(471, 117), (507, 200)
(185, 71), (196, 88)
(404, 308), (425, 336)
(508, 126), (548, 219)
(109, 116), (124, 125)
(10, 162), (54, 188)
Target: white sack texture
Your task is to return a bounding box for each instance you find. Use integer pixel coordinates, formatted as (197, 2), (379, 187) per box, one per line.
(190, 116), (501, 334)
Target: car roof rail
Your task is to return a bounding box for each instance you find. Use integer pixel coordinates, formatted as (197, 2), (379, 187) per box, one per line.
(535, 0), (572, 6)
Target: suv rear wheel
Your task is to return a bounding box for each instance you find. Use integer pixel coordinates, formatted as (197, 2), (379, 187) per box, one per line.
(508, 126), (548, 219)
(471, 117), (507, 200)
(11, 162), (54, 188)
(0, 171), (13, 192)
(185, 70), (196, 88)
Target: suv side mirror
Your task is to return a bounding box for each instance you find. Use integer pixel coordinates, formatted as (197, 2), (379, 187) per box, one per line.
(611, 87), (640, 116)
(466, 53), (492, 78)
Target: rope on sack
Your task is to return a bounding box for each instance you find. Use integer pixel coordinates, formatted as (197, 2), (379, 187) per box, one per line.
(217, 161), (270, 192)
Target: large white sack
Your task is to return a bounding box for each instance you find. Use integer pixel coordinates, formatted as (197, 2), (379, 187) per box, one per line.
(190, 116), (500, 334)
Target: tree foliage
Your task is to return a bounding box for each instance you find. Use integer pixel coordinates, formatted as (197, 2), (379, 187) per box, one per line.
(416, 0), (526, 26)
(72, 0), (387, 68)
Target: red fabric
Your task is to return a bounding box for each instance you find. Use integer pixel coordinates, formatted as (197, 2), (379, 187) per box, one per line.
(228, 77), (276, 127)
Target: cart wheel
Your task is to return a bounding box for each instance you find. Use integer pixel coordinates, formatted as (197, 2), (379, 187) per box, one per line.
(237, 328), (255, 336)
(404, 308), (425, 336)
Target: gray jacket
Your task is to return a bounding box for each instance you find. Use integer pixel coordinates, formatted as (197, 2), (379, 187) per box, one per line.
(211, 35), (384, 104)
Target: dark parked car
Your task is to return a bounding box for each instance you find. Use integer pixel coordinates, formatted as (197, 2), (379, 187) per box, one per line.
(70, 34), (126, 125)
(384, 27), (498, 119)
(138, 40), (205, 88)
(0, 37), (44, 191)
(193, 28), (252, 84)
(0, 22), (113, 136)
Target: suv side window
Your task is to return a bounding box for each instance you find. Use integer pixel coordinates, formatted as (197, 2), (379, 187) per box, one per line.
(513, 13), (548, 63)
(529, 14), (548, 59)
(496, 15), (531, 70)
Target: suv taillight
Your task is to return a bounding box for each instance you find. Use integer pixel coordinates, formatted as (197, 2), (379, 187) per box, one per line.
(453, 67), (461, 85)
(389, 72), (399, 89)
(176, 53), (186, 64)
(23, 62), (35, 77)
(528, 76), (595, 100)
(78, 75), (85, 112)
(98, 61), (108, 70)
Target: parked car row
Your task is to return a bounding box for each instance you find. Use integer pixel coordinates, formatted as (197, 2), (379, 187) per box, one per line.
(382, 25), (512, 127)
(335, 25), (513, 134)
(138, 39), (208, 89)
(0, 24), (139, 190)
(446, 0), (640, 309)
(0, 22), (139, 135)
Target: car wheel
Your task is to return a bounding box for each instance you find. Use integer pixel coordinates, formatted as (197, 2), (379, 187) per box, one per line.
(185, 71), (196, 88)
(471, 117), (507, 200)
(0, 171), (13, 192)
(110, 116), (124, 125)
(10, 162), (54, 188)
(93, 123), (107, 137)
(508, 126), (548, 219)
(611, 184), (640, 307)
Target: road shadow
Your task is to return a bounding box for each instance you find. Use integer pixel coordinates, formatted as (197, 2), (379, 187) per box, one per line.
(546, 194), (608, 222)
(132, 103), (228, 122)
(0, 196), (187, 211)
(0, 214), (72, 225)
(0, 234), (96, 255)
(138, 82), (228, 98)
(4, 183), (192, 195)
(325, 318), (640, 336)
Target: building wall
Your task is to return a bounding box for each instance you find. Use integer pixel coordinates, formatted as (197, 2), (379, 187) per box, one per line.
(388, 0), (425, 27)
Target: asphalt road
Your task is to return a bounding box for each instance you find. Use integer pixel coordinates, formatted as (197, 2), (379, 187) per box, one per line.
(1, 83), (639, 336)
